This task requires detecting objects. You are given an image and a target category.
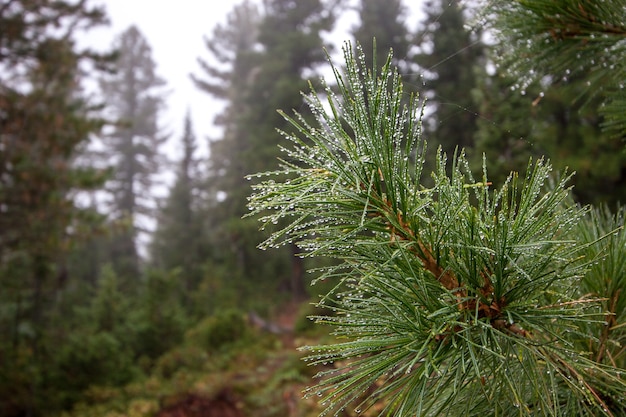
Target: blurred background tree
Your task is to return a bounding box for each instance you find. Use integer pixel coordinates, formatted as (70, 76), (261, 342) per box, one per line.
(151, 112), (209, 313)
(483, 0), (626, 140)
(351, 0), (413, 75)
(473, 0), (626, 205)
(414, 0), (485, 156)
(0, 1), (113, 415)
(193, 0), (336, 308)
(98, 25), (168, 281)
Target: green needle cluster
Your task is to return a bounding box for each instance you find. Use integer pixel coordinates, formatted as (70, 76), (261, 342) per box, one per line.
(247, 44), (626, 416)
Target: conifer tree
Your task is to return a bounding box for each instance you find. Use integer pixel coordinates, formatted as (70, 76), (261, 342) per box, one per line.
(192, 0), (265, 306)
(249, 44), (626, 416)
(414, 0), (484, 154)
(99, 25), (168, 279)
(194, 0), (335, 305)
(472, 71), (625, 206)
(151, 112), (205, 298)
(0, 1), (112, 414)
(351, 0), (412, 74)
(246, 0), (335, 302)
(191, 0), (261, 228)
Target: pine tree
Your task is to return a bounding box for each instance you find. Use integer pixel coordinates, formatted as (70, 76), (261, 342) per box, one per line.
(248, 45), (626, 416)
(193, 0), (335, 305)
(475, 0), (626, 206)
(151, 112), (205, 300)
(0, 1), (112, 414)
(244, 0), (335, 302)
(191, 0), (261, 229)
(472, 71), (625, 206)
(99, 25), (168, 279)
(414, 0), (484, 154)
(192, 0), (265, 308)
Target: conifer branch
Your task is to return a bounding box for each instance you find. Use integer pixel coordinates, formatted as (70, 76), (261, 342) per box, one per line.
(480, 0), (626, 138)
(248, 43), (626, 415)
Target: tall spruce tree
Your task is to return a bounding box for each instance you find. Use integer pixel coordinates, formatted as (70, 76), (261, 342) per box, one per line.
(414, 0), (484, 154)
(192, 0), (264, 307)
(0, 1), (112, 414)
(99, 25), (167, 279)
(190, 0), (261, 228)
(194, 0), (334, 305)
(245, 0), (335, 302)
(151, 112), (205, 300)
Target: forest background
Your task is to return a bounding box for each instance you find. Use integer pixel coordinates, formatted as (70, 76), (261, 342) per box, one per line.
(0, 0), (624, 416)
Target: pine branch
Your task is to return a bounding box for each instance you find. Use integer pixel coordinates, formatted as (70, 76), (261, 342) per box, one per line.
(481, 0), (626, 138)
(248, 43), (626, 416)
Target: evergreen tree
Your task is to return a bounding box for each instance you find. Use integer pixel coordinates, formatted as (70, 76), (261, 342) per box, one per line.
(99, 25), (168, 279)
(193, 0), (335, 305)
(249, 44), (626, 417)
(477, 0), (626, 205)
(244, 0), (335, 302)
(151, 112), (206, 300)
(351, 0), (412, 75)
(190, 0), (261, 231)
(192, 0), (264, 308)
(0, 1), (112, 414)
(414, 0), (484, 154)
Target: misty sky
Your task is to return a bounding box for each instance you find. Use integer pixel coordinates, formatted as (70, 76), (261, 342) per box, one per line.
(91, 0), (245, 158)
(91, 1), (421, 160)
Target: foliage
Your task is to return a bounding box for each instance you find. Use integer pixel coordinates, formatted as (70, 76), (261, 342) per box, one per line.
(481, 0), (626, 139)
(185, 309), (249, 352)
(193, 0), (336, 305)
(4, 1), (626, 416)
(151, 112), (208, 304)
(574, 206), (626, 372)
(59, 320), (318, 417)
(128, 269), (189, 360)
(248, 44), (626, 415)
(0, 2), (113, 415)
(154, 344), (209, 379)
(471, 70), (626, 206)
(98, 25), (168, 279)
(352, 0), (413, 74)
(475, 0), (626, 207)
(50, 331), (139, 405)
(414, 0), (485, 154)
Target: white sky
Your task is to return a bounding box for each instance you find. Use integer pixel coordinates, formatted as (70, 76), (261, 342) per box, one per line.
(88, 0), (422, 161)
(82, 0), (424, 252)
(90, 0), (244, 158)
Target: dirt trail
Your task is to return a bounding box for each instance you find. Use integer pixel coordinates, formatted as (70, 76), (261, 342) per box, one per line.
(156, 390), (244, 417)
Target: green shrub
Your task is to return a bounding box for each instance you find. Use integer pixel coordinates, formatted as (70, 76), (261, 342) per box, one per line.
(50, 331), (139, 409)
(185, 309), (248, 351)
(154, 345), (209, 378)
